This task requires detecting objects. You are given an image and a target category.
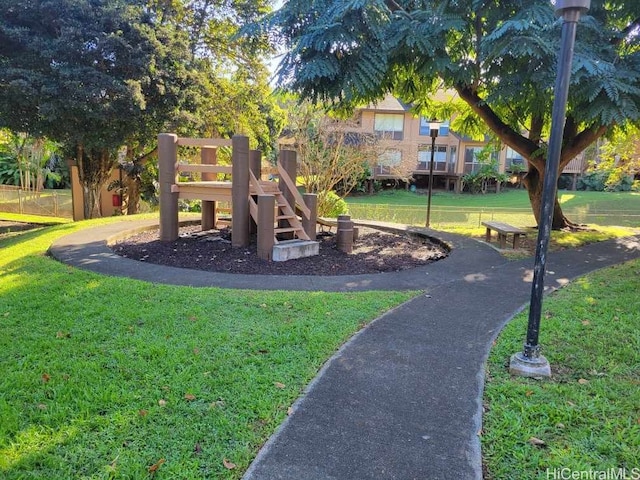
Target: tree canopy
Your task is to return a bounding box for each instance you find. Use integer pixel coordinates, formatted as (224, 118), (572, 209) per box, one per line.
(251, 0), (640, 227)
(0, 0), (280, 217)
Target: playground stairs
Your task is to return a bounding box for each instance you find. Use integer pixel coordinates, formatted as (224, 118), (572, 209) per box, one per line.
(249, 177), (319, 261)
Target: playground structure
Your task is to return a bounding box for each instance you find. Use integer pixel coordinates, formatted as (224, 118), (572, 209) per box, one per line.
(158, 134), (320, 261)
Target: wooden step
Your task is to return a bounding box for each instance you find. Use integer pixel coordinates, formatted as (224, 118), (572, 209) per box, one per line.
(276, 215), (296, 221)
(274, 227), (304, 234)
(272, 240), (320, 261)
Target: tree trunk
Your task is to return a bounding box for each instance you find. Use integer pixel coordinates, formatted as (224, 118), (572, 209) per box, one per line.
(126, 176), (141, 215)
(523, 167), (574, 230)
(76, 144), (115, 219)
(82, 184), (101, 219)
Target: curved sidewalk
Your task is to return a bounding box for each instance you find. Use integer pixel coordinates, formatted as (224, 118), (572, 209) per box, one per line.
(48, 219), (507, 292)
(49, 222), (640, 479)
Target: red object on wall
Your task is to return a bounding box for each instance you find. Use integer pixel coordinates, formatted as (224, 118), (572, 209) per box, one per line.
(112, 194), (122, 207)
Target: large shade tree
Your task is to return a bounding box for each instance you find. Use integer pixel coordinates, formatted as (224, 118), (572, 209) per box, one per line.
(113, 0), (282, 214)
(0, 0), (280, 218)
(251, 0), (640, 228)
(0, 0), (204, 218)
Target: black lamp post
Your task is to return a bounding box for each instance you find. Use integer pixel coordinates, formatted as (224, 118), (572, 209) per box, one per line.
(425, 120), (441, 228)
(510, 0), (590, 377)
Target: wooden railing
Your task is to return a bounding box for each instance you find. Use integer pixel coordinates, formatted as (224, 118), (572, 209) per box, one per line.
(277, 162), (311, 219)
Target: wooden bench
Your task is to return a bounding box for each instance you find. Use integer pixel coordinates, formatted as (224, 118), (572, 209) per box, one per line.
(482, 221), (526, 249)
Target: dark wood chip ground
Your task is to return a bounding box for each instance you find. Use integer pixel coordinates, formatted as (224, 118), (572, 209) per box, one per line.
(111, 224), (448, 276)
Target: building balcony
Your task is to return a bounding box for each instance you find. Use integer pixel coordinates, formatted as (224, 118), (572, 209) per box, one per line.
(373, 165), (400, 177)
(563, 155), (586, 174)
(414, 161), (454, 174)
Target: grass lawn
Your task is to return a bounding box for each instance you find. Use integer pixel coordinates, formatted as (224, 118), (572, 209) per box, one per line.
(482, 259), (640, 479)
(346, 190), (640, 229)
(0, 217), (415, 479)
(346, 189), (640, 211)
(2, 213), (638, 480)
(0, 212), (72, 225)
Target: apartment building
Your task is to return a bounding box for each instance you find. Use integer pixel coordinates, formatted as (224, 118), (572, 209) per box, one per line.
(343, 95), (585, 192)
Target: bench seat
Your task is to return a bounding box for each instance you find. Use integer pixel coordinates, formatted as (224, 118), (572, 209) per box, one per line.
(482, 221), (526, 249)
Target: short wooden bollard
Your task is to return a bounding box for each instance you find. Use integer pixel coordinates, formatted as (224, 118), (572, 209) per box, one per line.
(337, 214), (358, 241)
(337, 215), (354, 253)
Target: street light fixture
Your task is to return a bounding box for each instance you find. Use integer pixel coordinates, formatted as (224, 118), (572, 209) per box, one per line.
(425, 120), (441, 228)
(510, 0), (590, 378)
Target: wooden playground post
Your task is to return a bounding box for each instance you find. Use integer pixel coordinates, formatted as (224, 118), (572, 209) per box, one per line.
(278, 150), (297, 240)
(302, 193), (318, 240)
(249, 149), (262, 235)
(158, 133), (179, 242)
(201, 147), (217, 231)
(231, 135), (250, 248)
(257, 194), (275, 260)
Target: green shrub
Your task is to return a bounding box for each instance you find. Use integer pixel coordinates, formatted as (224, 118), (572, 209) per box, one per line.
(178, 199), (202, 212)
(462, 162), (509, 194)
(578, 169), (634, 191)
(578, 170), (608, 191)
(318, 190), (349, 217)
(604, 169), (633, 191)
(0, 154), (20, 185)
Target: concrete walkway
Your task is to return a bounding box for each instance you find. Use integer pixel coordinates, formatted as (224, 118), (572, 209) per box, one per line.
(48, 221), (640, 479)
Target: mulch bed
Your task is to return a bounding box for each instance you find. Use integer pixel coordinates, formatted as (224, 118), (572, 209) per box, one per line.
(111, 224), (448, 276)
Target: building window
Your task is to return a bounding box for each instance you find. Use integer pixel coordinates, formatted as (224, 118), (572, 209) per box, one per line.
(419, 118), (450, 136)
(374, 114), (404, 140)
(418, 145), (448, 172)
(376, 150), (402, 175)
(464, 146), (497, 173)
(505, 147), (525, 170)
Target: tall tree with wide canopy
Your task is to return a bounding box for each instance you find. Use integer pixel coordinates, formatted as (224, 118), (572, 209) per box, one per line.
(251, 0), (640, 228)
(112, 0), (281, 214)
(0, 0), (205, 218)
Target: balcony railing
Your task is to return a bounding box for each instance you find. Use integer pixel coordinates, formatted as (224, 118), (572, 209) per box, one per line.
(563, 155), (586, 173)
(505, 158), (526, 171)
(375, 131), (404, 141)
(415, 161), (448, 172)
(464, 163), (483, 174)
(374, 165), (395, 176)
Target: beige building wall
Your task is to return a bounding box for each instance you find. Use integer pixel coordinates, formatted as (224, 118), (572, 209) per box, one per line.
(342, 94), (585, 191)
(69, 163), (121, 219)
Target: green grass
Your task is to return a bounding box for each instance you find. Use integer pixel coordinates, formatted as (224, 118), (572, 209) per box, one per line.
(348, 189), (531, 207)
(439, 224), (636, 244)
(482, 259), (640, 479)
(0, 217), (415, 479)
(347, 189), (640, 209)
(3, 212), (638, 480)
(346, 190), (640, 228)
(0, 212), (72, 225)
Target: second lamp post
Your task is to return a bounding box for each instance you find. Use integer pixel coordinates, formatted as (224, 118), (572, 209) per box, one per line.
(425, 120), (441, 228)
